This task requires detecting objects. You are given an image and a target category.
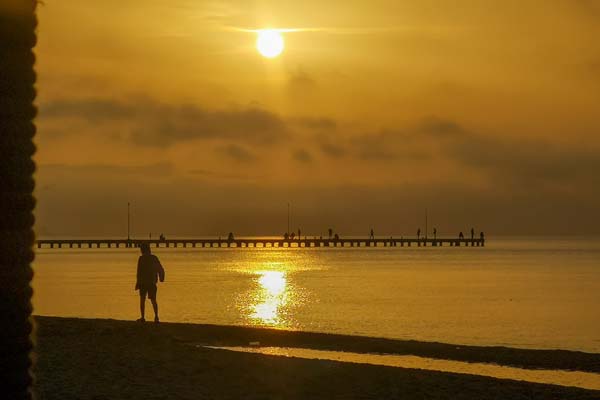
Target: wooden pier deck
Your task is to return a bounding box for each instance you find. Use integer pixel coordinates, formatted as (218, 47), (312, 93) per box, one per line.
(36, 237), (485, 249)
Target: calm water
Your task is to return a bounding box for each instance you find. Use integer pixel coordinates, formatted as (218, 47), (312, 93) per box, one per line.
(33, 237), (600, 352)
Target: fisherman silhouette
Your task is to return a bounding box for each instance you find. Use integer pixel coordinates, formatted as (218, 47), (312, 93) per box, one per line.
(417, 228), (421, 239)
(480, 231), (485, 240)
(334, 233), (339, 240)
(135, 243), (165, 323)
(433, 228), (437, 240)
(284, 232), (289, 240)
(459, 231), (464, 239)
(328, 228), (333, 239)
(370, 228), (374, 239)
(471, 228), (475, 240)
(227, 232), (234, 241)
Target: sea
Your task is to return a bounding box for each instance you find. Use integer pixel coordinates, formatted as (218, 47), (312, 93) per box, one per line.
(32, 237), (600, 353)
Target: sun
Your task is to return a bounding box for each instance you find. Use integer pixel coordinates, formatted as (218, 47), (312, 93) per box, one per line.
(256, 30), (285, 58)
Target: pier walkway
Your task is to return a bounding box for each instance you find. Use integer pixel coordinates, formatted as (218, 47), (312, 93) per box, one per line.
(36, 237), (485, 249)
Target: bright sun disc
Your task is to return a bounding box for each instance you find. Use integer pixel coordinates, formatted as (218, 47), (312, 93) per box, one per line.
(256, 30), (284, 58)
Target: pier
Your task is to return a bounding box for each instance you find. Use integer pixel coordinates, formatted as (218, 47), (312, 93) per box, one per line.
(36, 237), (485, 249)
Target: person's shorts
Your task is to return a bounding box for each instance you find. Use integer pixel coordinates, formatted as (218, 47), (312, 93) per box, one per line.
(139, 284), (157, 300)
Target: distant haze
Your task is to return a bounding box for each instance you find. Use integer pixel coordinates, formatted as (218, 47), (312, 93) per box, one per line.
(34, 1), (600, 237)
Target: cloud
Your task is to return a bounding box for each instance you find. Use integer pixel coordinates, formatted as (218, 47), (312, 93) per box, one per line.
(287, 68), (317, 89)
(447, 135), (600, 187)
(319, 142), (346, 158)
(226, 25), (463, 36)
(348, 130), (428, 161)
(39, 162), (174, 177)
(216, 144), (257, 163)
(312, 116), (463, 162)
(34, 172), (600, 236)
(411, 118), (600, 188)
(41, 99), (136, 122)
(187, 168), (257, 181)
(41, 97), (289, 147)
(38, 95), (600, 194)
(584, 57), (600, 83)
(133, 105), (289, 146)
(418, 116), (466, 137)
(292, 149), (313, 163)
(309, 114), (600, 191)
(34, 112), (600, 235)
(349, 131), (397, 160)
(292, 117), (336, 131)
(570, 0), (600, 18)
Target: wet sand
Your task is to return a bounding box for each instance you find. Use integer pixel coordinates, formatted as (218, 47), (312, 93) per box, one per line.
(34, 316), (600, 399)
(206, 346), (600, 390)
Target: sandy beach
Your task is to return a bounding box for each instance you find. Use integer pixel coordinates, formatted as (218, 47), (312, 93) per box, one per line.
(33, 316), (600, 399)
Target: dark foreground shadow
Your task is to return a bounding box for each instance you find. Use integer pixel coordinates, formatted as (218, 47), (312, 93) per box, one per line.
(34, 317), (600, 400)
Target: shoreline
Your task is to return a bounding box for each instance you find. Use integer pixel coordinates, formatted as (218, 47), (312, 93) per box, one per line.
(34, 316), (600, 399)
(34, 316), (600, 373)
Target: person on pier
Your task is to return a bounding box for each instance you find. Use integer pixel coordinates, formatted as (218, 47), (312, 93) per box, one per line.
(417, 228), (421, 239)
(459, 231), (464, 239)
(471, 228), (475, 240)
(433, 228), (437, 240)
(370, 228), (374, 239)
(135, 243), (165, 323)
(480, 232), (485, 241)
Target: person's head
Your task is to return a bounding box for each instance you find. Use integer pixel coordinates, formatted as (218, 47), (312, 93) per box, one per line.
(140, 243), (151, 255)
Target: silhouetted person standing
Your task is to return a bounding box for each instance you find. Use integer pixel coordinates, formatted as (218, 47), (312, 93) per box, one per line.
(135, 243), (165, 323)
(417, 228), (421, 239)
(328, 228), (333, 239)
(480, 232), (485, 241)
(433, 228), (437, 240)
(459, 231), (464, 239)
(471, 228), (475, 240)
(370, 228), (374, 239)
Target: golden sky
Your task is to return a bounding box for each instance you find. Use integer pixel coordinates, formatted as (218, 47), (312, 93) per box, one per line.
(34, 1), (600, 236)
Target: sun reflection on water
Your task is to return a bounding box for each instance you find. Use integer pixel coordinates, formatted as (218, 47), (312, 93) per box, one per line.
(250, 270), (289, 326)
(232, 251), (318, 329)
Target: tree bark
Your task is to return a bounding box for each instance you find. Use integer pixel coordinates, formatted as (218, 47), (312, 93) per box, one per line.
(0, 1), (37, 398)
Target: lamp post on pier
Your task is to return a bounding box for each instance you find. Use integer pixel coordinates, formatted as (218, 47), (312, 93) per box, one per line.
(127, 202), (131, 247)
